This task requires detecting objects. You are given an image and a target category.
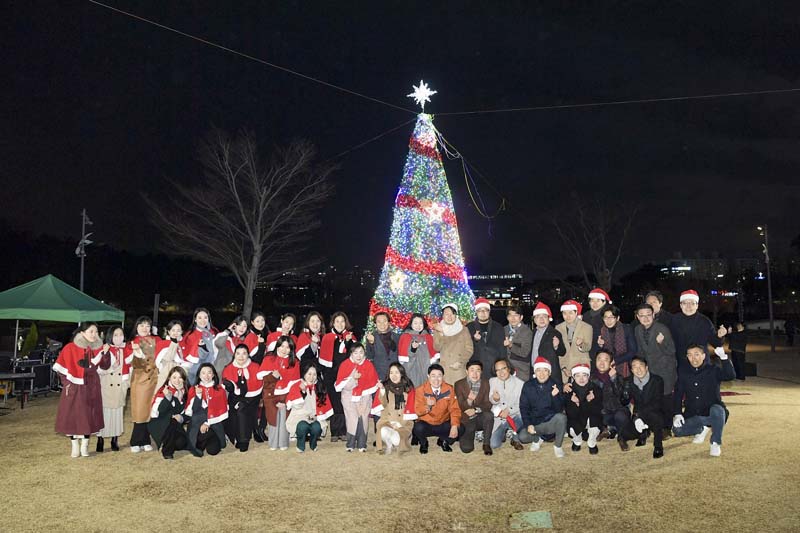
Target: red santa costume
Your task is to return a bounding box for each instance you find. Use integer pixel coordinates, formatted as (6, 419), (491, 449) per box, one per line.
(295, 329), (322, 360)
(265, 331), (298, 354)
(257, 354), (300, 450)
(221, 359), (262, 451)
(320, 329), (358, 439)
(335, 356), (379, 450)
(185, 381), (229, 456)
(285, 380), (334, 436)
(53, 333), (109, 437)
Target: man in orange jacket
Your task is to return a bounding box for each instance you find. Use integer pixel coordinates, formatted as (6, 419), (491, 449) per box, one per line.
(413, 363), (463, 453)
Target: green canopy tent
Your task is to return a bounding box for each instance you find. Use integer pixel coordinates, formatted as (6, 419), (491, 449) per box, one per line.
(0, 275), (124, 358)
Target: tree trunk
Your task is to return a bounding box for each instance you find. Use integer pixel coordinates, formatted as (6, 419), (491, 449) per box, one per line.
(242, 251), (261, 319)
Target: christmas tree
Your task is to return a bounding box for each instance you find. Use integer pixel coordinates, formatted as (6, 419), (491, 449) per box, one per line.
(367, 82), (475, 329)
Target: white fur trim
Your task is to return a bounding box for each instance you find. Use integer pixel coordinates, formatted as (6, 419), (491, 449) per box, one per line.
(266, 341), (277, 352)
(680, 293), (700, 303)
(207, 412), (228, 425)
(398, 355), (410, 363)
(430, 352), (441, 362)
(560, 304), (578, 312)
(403, 412), (418, 421)
(588, 291), (608, 302)
(474, 302), (490, 310)
(370, 404), (384, 416)
(274, 379), (300, 396)
(317, 407), (333, 421)
(319, 358), (332, 368)
(244, 387), (263, 397)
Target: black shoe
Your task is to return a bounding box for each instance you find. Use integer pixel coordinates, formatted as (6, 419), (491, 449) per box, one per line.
(239, 441), (249, 452)
(436, 438), (444, 447)
(419, 440), (429, 454)
(483, 446), (493, 456)
(96, 436), (104, 453)
(110, 437), (119, 452)
(653, 447), (664, 459)
(253, 427), (265, 443)
(589, 445), (599, 455)
(618, 438), (630, 452)
(607, 429), (618, 440)
(636, 430), (649, 447)
(411, 435), (419, 446)
(571, 443), (581, 452)
(163, 454), (174, 460)
(440, 441), (453, 452)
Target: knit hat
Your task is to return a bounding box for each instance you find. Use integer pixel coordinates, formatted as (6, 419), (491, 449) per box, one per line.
(560, 299), (583, 316)
(680, 290), (700, 303)
(532, 302), (553, 321)
(588, 288), (612, 304)
(571, 363), (591, 376)
(473, 298), (491, 311)
(441, 303), (459, 314)
(533, 356), (551, 372)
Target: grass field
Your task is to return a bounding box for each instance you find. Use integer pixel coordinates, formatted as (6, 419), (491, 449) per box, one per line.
(2, 345), (799, 532)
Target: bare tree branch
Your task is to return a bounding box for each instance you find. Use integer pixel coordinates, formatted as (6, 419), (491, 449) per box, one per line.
(145, 130), (336, 316)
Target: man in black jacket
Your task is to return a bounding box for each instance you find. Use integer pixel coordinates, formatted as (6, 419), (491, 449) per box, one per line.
(672, 344), (736, 457)
(591, 350), (633, 451)
(467, 298), (506, 378)
(529, 302), (566, 386)
(625, 356), (665, 459)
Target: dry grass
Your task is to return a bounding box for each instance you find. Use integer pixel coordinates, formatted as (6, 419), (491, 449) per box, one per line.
(2, 345), (799, 532)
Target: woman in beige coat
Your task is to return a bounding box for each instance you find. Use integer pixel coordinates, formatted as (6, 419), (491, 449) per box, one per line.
(127, 316), (159, 453)
(554, 300), (593, 383)
(97, 326), (129, 452)
(433, 303), (473, 385)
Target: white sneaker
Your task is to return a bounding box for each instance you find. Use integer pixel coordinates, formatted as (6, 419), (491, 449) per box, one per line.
(142, 444), (154, 452)
(710, 443), (721, 457)
(71, 439), (81, 458)
(529, 439), (541, 452)
(587, 427), (600, 448)
(553, 446), (565, 458)
(130, 446), (141, 453)
(279, 447), (288, 451)
(384, 442), (393, 455)
(693, 427), (710, 444)
(295, 447), (304, 453)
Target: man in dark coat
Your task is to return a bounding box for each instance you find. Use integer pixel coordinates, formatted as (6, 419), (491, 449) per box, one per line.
(634, 303), (677, 436)
(529, 302), (566, 386)
(645, 290), (675, 334)
(672, 344), (736, 457)
(454, 360), (494, 455)
(726, 322), (748, 381)
(365, 312), (400, 380)
(503, 306), (533, 381)
(671, 290), (727, 371)
(624, 356), (665, 459)
(591, 350), (633, 451)
(517, 357), (567, 458)
(467, 298), (505, 378)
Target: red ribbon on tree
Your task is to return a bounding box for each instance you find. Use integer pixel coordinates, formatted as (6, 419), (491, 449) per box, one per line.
(385, 246), (464, 281)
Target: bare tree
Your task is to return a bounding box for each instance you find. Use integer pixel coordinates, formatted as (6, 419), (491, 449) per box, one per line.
(550, 193), (639, 291)
(147, 129), (335, 317)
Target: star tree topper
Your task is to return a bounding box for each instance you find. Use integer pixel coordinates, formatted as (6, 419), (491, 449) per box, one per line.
(389, 270), (408, 292)
(407, 80), (437, 111)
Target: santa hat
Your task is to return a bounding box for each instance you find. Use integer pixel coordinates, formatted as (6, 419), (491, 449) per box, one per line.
(441, 303), (459, 314)
(571, 363), (591, 377)
(680, 290), (700, 303)
(588, 288), (612, 304)
(560, 300), (583, 316)
(532, 302), (553, 321)
(533, 356), (551, 372)
(473, 298), (491, 311)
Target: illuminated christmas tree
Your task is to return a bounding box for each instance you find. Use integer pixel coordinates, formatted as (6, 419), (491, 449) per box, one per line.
(367, 82), (475, 329)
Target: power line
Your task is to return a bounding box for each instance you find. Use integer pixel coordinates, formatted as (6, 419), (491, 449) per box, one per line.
(329, 118), (417, 161)
(87, 0), (416, 115)
(438, 87), (800, 116)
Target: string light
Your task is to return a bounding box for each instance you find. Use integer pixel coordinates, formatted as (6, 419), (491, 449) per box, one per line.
(368, 110), (475, 329)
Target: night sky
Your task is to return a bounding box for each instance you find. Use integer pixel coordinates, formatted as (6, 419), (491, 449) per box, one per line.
(4, 1), (800, 280)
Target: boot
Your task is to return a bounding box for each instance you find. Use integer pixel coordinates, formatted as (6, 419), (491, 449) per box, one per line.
(80, 437), (90, 457)
(71, 438), (80, 458)
(110, 437), (119, 452)
(96, 436), (104, 453)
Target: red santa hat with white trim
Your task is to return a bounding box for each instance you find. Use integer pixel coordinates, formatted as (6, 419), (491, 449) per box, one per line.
(588, 288), (612, 304)
(560, 299), (583, 316)
(532, 356), (551, 372)
(532, 302), (553, 321)
(680, 289), (700, 303)
(571, 363), (591, 376)
(473, 298), (491, 311)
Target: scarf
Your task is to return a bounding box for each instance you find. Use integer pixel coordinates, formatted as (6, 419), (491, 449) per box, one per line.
(601, 324), (627, 358)
(377, 330), (396, 353)
(384, 380), (408, 410)
(633, 371), (650, 391)
(592, 369), (612, 387)
(441, 319), (463, 337)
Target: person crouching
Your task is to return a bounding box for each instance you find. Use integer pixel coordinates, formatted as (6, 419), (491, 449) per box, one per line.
(563, 363), (603, 455)
(517, 357), (567, 458)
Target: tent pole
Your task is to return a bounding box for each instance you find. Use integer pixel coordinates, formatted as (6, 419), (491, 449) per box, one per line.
(13, 319), (19, 360)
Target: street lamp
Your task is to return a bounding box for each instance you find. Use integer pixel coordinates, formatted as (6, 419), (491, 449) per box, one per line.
(757, 225), (775, 352)
(74, 209), (93, 292)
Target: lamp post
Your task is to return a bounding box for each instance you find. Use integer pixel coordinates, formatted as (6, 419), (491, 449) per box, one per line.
(757, 225), (775, 352)
(75, 209), (93, 292)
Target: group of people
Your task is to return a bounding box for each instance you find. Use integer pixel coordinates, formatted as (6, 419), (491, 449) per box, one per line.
(52, 288), (738, 460)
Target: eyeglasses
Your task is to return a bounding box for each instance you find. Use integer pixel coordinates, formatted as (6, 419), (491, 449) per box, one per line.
(495, 366), (509, 372)
(637, 313), (653, 319)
